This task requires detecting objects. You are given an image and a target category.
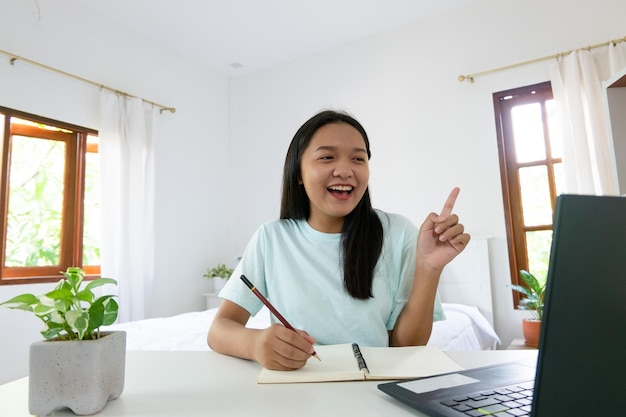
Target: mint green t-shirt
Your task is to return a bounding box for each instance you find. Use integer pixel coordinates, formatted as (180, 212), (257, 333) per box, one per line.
(219, 210), (445, 347)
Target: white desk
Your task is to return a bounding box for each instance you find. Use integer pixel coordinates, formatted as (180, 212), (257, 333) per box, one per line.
(0, 350), (537, 417)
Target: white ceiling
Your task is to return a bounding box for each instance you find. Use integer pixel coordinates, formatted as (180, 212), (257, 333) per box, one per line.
(70, 0), (481, 76)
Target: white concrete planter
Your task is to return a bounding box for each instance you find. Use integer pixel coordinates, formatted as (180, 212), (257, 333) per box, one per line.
(29, 331), (126, 416)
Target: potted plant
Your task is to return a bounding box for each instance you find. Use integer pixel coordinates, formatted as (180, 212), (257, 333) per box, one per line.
(203, 263), (234, 292)
(510, 269), (545, 347)
(0, 267), (125, 416)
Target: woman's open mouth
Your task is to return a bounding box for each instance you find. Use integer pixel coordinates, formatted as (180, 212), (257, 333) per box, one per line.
(328, 185), (354, 195)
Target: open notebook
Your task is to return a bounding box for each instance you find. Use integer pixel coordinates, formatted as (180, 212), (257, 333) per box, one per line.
(257, 343), (464, 384)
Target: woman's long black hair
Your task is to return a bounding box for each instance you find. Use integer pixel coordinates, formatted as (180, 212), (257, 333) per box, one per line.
(280, 110), (383, 299)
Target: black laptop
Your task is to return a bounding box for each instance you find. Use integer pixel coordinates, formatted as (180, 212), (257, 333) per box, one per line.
(379, 194), (626, 416)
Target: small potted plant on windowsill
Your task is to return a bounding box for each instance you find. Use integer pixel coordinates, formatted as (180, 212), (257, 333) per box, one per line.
(510, 269), (545, 348)
(203, 263), (234, 292)
(0, 267), (125, 416)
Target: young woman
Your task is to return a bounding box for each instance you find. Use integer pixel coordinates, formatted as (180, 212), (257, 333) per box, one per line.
(207, 110), (470, 371)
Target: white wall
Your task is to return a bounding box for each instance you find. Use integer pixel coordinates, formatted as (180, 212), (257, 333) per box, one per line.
(227, 0), (626, 353)
(1, 0), (625, 384)
(0, 0), (230, 383)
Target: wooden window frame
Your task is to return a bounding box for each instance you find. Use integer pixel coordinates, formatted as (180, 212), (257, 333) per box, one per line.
(0, 106), (99, 284)
(493, 82), (560, 305)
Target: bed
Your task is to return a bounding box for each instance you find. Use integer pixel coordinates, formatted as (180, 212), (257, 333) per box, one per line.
(106, 237), (500, 351)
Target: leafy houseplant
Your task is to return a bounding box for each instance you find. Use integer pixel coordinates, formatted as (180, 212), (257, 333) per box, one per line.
(510, 269), (545, 321)
(204, 263), (234, 279)
(510, 269), (546, 347)
(0, 267), (126, 416)
(204, 263), (234, 292)
(1, 267), (119, 340)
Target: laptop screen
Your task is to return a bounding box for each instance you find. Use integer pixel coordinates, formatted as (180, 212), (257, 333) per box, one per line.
(532, 194), (626, 416)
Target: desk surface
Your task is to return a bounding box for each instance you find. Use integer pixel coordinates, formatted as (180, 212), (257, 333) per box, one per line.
(0, 350), (537, 417)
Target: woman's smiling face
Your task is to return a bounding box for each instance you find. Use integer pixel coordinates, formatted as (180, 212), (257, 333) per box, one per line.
(300, 122), (370, 233)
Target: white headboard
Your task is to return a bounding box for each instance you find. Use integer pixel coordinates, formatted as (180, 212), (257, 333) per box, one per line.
(438, 236), (494, 325)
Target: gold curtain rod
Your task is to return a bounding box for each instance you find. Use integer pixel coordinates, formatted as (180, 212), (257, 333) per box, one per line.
(1, 49), (176, 113)
(458, 35), (626, 83)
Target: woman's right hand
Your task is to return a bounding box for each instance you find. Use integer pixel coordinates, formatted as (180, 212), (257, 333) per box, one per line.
(253, 324), (316, 370)
(207, 300), (316, 370)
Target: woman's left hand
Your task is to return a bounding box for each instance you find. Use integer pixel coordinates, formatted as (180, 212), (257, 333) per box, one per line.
(417, 187), (471, 271)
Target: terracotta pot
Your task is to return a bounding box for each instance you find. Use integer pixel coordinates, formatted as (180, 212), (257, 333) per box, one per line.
(522, 318), (541, 348)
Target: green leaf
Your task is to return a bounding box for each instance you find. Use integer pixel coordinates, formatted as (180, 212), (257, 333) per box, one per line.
(45, 288), (73, 300)
(41, 327), (64, 339)
(84, 278), (117, 292)
(66, 310), (89, 339)
(45, 321), (64, 330)
(53, 298), (70, 313)
(520, 270), (544, 295)
(37, 296), (55, 307)
(33, 304), (57, 317)
(87, 296), (119, 330)
(87, 301), (105, 332)
(48, 310), (66, 324)
(509, 284), (531, 297)
(95, 295), (116, 304)
(102, 298), (119, 326)
(0, 293), (38, 310)
(62, 267), (85, 291)
(76, 289), (95, 303)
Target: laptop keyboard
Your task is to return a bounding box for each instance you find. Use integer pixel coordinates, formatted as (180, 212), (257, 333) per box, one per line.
(440, 381), (534, 416)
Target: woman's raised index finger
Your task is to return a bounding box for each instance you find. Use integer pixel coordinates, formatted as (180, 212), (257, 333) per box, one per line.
(440, 187), (460, 217)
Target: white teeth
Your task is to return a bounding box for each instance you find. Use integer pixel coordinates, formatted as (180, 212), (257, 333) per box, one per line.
(328, 185), (353, 191)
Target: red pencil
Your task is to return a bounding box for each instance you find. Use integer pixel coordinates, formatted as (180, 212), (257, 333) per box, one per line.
(240, 274), (321, 361)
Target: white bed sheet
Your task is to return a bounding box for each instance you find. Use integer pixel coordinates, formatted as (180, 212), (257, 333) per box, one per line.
(427, 303), (500, 350)
(105, 303), (500, 351)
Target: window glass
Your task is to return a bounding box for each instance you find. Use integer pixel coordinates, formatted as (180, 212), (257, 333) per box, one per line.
(512, 103), (546, 163)
(519, 166), (552, 226)
(6, 136), (66, 266)
(526, 230), (551, 284)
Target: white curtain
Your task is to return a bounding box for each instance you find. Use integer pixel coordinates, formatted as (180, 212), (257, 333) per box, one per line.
(549, 43), (626, 195)
(99, 92), (156, 322)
